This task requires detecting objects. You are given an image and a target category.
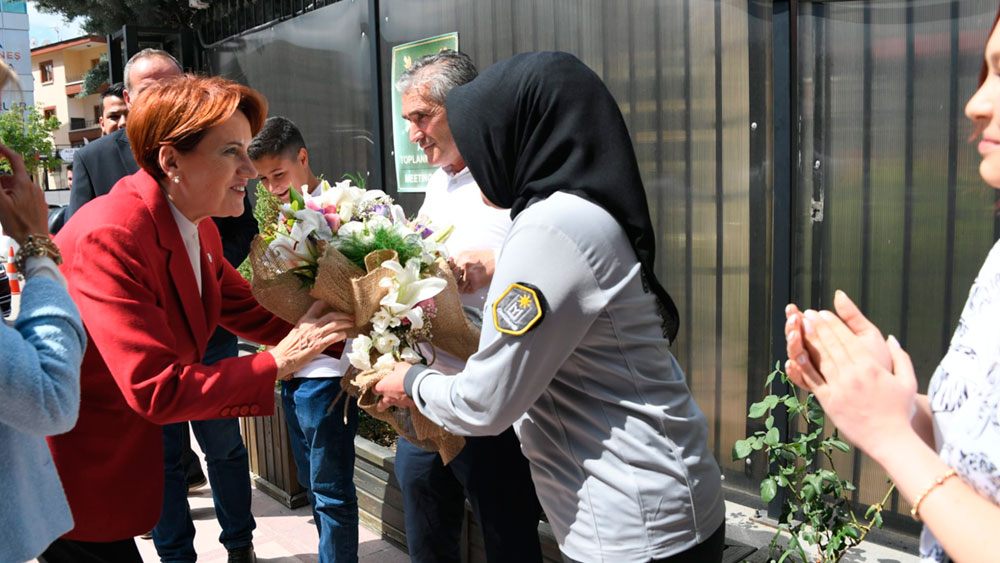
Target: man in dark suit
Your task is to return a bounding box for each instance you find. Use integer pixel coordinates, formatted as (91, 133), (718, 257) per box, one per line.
(63, 48), (262, 563)
(66, 52), (180, 220)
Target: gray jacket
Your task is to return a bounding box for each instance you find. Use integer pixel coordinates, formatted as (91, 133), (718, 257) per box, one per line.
(408, 192), (725, 562)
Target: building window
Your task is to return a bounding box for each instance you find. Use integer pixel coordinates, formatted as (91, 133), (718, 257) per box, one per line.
(40, 60), (54, 84)
(43, 107), (56, 120)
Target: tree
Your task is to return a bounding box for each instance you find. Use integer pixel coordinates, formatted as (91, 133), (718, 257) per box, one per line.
(32, 0), (204, 36)
(80, 54), (109, 98)
(0, 106), (62, 175)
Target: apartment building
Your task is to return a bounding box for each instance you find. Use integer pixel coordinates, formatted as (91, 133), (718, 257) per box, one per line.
(30, 35), (107, 189)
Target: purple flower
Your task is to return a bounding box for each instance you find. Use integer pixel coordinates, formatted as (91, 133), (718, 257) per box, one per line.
(413, 223), (434, 239)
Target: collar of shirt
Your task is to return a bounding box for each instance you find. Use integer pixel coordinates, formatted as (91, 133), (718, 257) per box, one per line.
(167, 200), (203, 296)
(442, 165), (471, 183)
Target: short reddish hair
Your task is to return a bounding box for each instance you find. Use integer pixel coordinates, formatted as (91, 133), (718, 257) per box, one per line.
(127, 74), (268, 180)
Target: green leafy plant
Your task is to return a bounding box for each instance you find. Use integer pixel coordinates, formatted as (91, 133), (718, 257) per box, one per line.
(79, 55), (109, 97)
(733, 363), (894, 562)
(0, 106), (62, 174)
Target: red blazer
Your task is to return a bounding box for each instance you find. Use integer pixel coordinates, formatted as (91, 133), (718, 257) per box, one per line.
(50, 169), (294, 541)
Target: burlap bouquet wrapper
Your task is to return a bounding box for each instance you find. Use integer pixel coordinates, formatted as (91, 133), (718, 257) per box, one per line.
(248, 236), (324, 324)
(250, 236), (479, 463)
(340, 367), (465, 464)
(332, 250), (479, 464)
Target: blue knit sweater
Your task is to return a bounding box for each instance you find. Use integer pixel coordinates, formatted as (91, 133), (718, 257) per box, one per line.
(0, 274), (85, 562)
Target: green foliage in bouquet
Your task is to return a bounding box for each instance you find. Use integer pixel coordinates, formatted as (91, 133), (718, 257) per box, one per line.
(733, 363), (894, 563)
(342, 171), (366, 189)
(336, 228), (425, 273)
(255, 182), (284, 239)
(235, 184), (285, 282)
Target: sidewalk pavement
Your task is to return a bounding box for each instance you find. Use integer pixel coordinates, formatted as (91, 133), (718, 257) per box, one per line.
(130, 482), (410, 563)
(134, 430), (410, 563)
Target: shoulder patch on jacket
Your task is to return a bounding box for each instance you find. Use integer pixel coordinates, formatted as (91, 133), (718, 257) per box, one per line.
(492, 283), (544, 335)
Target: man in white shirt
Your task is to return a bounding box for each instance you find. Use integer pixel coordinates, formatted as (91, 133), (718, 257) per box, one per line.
(393, 50), (543, 563)
(249, 116), (359, 563)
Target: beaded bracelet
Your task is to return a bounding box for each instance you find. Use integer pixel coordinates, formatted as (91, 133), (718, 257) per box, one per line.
(13, 234), (63, 273)
(910, 468), (958, 521)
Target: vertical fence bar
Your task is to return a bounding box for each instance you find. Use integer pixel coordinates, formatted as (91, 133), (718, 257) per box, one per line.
(899, 4), (915, 347)
(367, 0), (385, 193)
(713, 0), (725, 464)
(746, 0), (772, 491)
(767, 0), (796, 521)
(682, 0), (693, 378)
(852, 3), (875, 507)
(808, 3), (826, 310)
(942, 0), (960, 351)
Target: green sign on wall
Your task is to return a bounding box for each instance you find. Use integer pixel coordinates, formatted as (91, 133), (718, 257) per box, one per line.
(390, 32), (458, 193)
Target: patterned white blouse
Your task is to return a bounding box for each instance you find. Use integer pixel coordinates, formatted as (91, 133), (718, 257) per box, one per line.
(923, 239), (1000, 562)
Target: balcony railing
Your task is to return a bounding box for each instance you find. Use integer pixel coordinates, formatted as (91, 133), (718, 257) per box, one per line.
(69, 118), (98, 131)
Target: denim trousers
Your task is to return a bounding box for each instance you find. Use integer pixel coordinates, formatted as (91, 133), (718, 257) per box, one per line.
(281, 377), (359, 563)
(394, 428), (543, 563)
(152, 329), (255, 562)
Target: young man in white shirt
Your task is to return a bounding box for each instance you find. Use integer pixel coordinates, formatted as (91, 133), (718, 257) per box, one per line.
(249, 117), (359, 563)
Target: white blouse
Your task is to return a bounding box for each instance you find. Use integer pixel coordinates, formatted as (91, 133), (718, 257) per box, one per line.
(923, 239), (1000, 562)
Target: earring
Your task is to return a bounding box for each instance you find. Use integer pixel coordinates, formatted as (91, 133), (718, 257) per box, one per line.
(173, 176), (181, 184)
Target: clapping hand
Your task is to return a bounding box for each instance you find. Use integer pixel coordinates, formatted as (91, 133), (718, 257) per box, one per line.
(784, 291), (918, 459)
(0, 143), (49, 244)
(785, 290), (892, 389)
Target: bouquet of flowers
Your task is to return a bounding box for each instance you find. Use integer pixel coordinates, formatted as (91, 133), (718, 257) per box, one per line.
(248, 177), (478, 463)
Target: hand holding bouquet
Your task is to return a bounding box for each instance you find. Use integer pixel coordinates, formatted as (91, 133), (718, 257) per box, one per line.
(248, 176), (477, 462)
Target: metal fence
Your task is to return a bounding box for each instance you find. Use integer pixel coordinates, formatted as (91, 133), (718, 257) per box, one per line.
(199, 0), (1000, 535)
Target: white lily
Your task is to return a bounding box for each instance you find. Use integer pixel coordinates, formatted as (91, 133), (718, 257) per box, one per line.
(374, 353), (396, 371)
(335, 220), (373, 245)
(379, 259), (446, 320)
(291, 208), (333, 241)
(268, 233), (318, 270)
(400, 347), (423, 364)
(367, 215), (393, 232)
(360, 189), (390, 203)
(388, 203), (407, 224)
(338, 200), (356, 223)
(371, 309), (401, 334)
(373, 331), (401, 355)
(347, 335), (373, 371)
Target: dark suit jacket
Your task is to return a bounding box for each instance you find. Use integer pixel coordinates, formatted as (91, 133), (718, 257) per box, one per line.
(66, 127), (138, 219)
(50, 169), (293, 541)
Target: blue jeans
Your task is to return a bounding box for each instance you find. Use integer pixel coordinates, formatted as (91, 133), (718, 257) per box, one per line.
(153, 329), (255, 562)
(282, 377), (359, 563)
(394, 428), (543, 563)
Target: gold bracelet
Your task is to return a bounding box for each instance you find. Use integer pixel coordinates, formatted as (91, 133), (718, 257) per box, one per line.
(910, 468), (958, 521)
(13, 234), (63, 273)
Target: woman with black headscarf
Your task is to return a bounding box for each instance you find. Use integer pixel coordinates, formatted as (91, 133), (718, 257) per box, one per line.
(376, 51), (724, 562)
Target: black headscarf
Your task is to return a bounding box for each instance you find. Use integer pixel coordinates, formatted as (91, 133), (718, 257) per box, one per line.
(445, 51), (680, 342)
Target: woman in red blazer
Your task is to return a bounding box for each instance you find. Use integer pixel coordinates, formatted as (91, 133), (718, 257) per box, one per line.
(44, 76), (353, 563)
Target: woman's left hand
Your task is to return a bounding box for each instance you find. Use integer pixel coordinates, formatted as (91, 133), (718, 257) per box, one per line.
(0, 143), (49, 244)
(794, 308), (919, 462)
(375, 362), (416, 410)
